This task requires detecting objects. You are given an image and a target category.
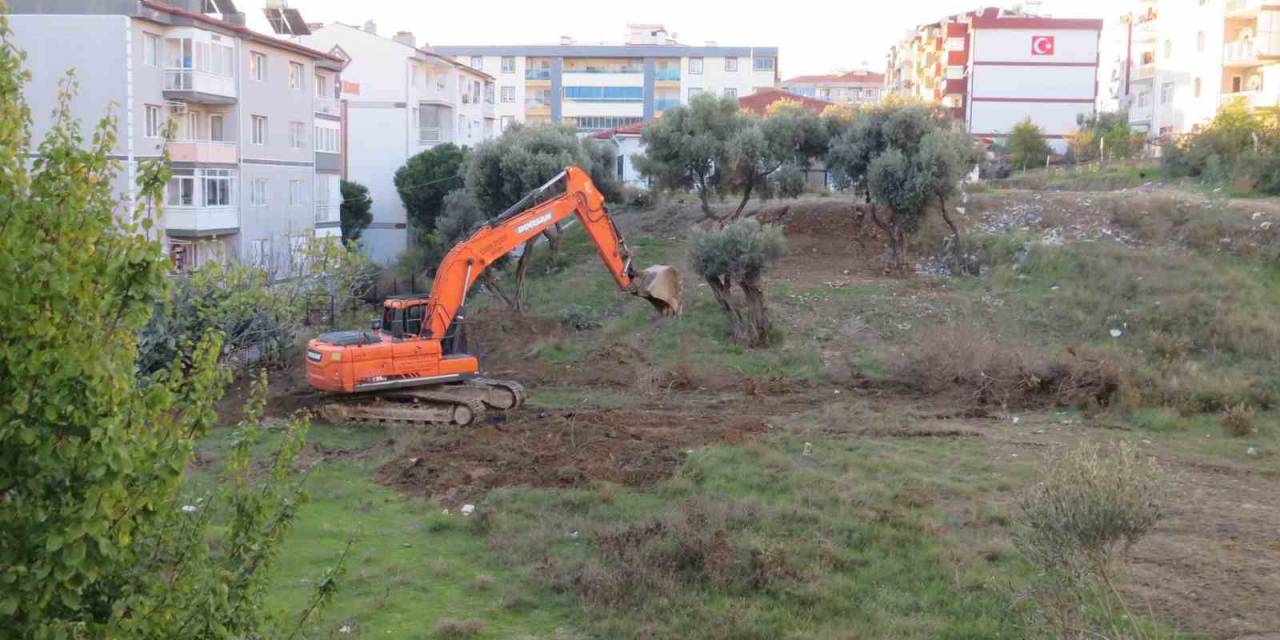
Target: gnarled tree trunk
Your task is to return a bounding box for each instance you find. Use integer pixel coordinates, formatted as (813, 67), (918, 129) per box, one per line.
(512, 237), (538, 313)
(739, 277), (771, 347)
(938, 195), (966, 275)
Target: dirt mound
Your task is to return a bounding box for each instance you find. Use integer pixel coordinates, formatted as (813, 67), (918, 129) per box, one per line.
(377, 409), (769, 504)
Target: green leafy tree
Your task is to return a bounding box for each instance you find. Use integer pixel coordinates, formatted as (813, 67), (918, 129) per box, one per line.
(689, 219), (786, 347)
(826, 102), (976, 272)
(463, 124), (620, 311)
(0, 20), (343, 636)
(635, 93), (744, 220)
(339, 179), (372, 245)
(1007, 117), (1052, 170)
(394, 142), (466, 233)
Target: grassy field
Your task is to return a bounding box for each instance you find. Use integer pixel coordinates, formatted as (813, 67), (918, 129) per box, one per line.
(195, 186), (1279, 639)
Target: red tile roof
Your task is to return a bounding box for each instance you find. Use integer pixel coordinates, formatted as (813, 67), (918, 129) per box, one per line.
(783, 70), (884, 86)
(738, 89), (832, 116)
(589, 120), (646, 139)
(139, 0), (343, 63)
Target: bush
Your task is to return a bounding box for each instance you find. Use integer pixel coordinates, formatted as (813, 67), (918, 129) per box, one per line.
(1007, 117), (1052, 170)
(1221, 403), (1255, 437)
(772, 164), (807, 199)
(339, 179), (372, 245)
(1015, 442), (1164, 636)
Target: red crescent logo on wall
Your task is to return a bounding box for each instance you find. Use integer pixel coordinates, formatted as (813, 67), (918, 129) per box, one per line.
(1031, 35), (1055, 56)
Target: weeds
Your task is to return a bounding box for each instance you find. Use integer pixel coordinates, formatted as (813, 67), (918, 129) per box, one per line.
(431, 619), (485, 638)
(1016, 442), (1165, 638)
(1222, 403), (1255, 437)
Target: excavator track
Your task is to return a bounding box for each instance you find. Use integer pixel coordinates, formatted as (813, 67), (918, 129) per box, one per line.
(316, 378), (526, 427)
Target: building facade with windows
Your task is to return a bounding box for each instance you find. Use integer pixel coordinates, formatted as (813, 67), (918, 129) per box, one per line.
(9, 0), (345, 273)
(297, 22), (495, 264)
(780, 70), (885, 105)
(433, 23), (779, 133)
(1111, 0), (1277, 139)
(885, 7), (1103, 152)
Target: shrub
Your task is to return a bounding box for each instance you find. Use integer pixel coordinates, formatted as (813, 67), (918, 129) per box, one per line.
(432, 619), (485, 638)
(1221, 403), (1255, 437)
(1007, 117), (1052, 170)
(339, 179), (372, 245)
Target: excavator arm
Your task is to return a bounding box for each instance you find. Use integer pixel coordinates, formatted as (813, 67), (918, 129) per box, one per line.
(422, 166), (678, 340)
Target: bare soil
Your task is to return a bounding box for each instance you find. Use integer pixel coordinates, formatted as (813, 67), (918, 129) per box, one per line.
(377, 409), (768, 504)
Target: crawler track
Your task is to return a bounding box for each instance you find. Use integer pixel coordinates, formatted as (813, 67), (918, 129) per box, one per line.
(317, 378), (527, 427)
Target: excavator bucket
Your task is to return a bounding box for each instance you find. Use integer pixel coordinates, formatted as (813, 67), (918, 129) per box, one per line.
(634, 265), (682, 316)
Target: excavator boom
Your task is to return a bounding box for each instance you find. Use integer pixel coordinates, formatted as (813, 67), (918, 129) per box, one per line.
(305, 166), (679, 426)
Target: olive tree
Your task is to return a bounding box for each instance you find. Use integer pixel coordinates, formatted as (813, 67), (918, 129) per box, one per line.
(827, 102), (977, 272)
(0, 22), (343, 637)
(635, 93), (743, 220)
(689, 219), (786, 347)
(1007, 117), (1052, 171)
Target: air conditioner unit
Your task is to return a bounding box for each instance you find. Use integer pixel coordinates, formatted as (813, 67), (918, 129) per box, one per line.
(166, 101), (188, 114)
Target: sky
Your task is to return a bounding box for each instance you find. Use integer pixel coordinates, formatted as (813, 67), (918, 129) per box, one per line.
(253, 0), (1121, 78)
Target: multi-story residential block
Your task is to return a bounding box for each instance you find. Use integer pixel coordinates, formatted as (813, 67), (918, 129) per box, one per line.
(1112, 0), (1278, 139)
(780, 70), (884, 105)
(885, 7), (1103, 152)
(432, 24), (779, 133)
(9, 0), (345, 272)
(297, 22), (495, 264)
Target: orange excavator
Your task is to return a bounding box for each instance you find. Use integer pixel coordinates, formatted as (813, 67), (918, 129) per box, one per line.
(306, 166), (680, 426)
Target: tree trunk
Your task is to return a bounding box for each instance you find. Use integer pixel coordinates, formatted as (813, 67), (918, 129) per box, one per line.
(512, 237), (537, 313)
(938, 195), (965, 275)
(479, 272), (518, 310)
(695, 174), (717, 221)
(542, 223), (562, 266)
(739, 277), (771, 347)
(705, 274), (748, 344)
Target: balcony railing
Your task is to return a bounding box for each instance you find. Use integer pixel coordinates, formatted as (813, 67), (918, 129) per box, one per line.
(166, 205), (239, 234)
(1226, 0), (1265, 16)
(654, 69), (681, 81)
(314, 94), (340, 116)
(168, 140), (237, 164)
(525, 69), (551, 80)
(163, 69), (236, 101)
(419, 126), (443, 144)
(1221, 90), (1277, 109)
(1133, 63), (1156, 81)
(563, 67), (643, 74)
(654, 98), (680, 111)
(314, 203), (339, 223)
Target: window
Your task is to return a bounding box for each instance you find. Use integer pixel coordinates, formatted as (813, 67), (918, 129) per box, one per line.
(567, 116), (642, 132)
(688, 87), (703, 99)
(1163, 40), (1172, 59)
(689, 57), (703, 74)
(458, 114), (466, 137)
(250, 238), (271, 268)
(470, 55), (483, 69)
(209, 114), (224, 141)
(723, 87), (737, 98)
(724, 57), (738, 72)
(202, 169), (232, 206)
(500, 86), (515, 103)
(251, 115), (267, 145)
(289, 121), (305, 148)
(289, 180), (305, 206)
(289, 62), (303, 89)
(315, 72), (329, 97)
(616, 154), (624, 180)
(1197, 31), (1205, 53)
(1161, 81), (1174, 103)
(753, 57), (775, 71)
(1137, 91), (1150, 107)
(562, 86), (644, 102)
(251, 52), (266, 81)
(1194, 77), (1202, 98)
(143, 33), (159, 67)
(167, 172), (195, 207)
(500, 115), (515, 130)
(315, 125), (340, 153)
(250, 178), (268, 206)
(501, 56), (515, 73)
(145, 104), (163, 137)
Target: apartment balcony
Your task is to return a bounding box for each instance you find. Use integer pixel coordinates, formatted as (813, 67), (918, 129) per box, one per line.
(654, 98), (680, 111)
(1223, 39), (1278, 67)
(525, 69), (551, 80)
(418, 126), (447, 145)
(314, 94), (340, 117)
(1132, 62), (1156, 82)
(166, 206), (238, 235)
(1226, 0), (1266, 17)
(654, 69), (680, 82)
(1220, 90), (1279, 109)
(168, 140), (237, 164)
(163, 69), (236, 104)
(314, 203), (339, 224)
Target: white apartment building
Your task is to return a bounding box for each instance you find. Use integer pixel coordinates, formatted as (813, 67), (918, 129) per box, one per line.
(432, 24), (779, 134)
(1114, 0), (1279, 138)
(297, 22), (496, 264)
(9, 0), (346, 273)
(780, 70), (885, 105)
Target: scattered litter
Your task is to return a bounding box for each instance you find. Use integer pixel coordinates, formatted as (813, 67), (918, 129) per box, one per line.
(339, 624), (352, 634)
(1142, 439), (1152, 445)
(1110, 328), (1123, 338)
(569, 530), (580, 540)
(1246, 447), (1258, 457)
(460, 504), (475, 516)
(181, 505), (197, 514)
(1252, 212), (1263, 220)
(803, 442), (813, 456)
(833, 389), (841, 395)
(441, 509), (449, 515)
(1011, 416), (1021, 424)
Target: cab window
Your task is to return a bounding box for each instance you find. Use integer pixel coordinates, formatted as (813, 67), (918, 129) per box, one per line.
(382, 307), (403, 337)
(405, 304), (425, 336)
